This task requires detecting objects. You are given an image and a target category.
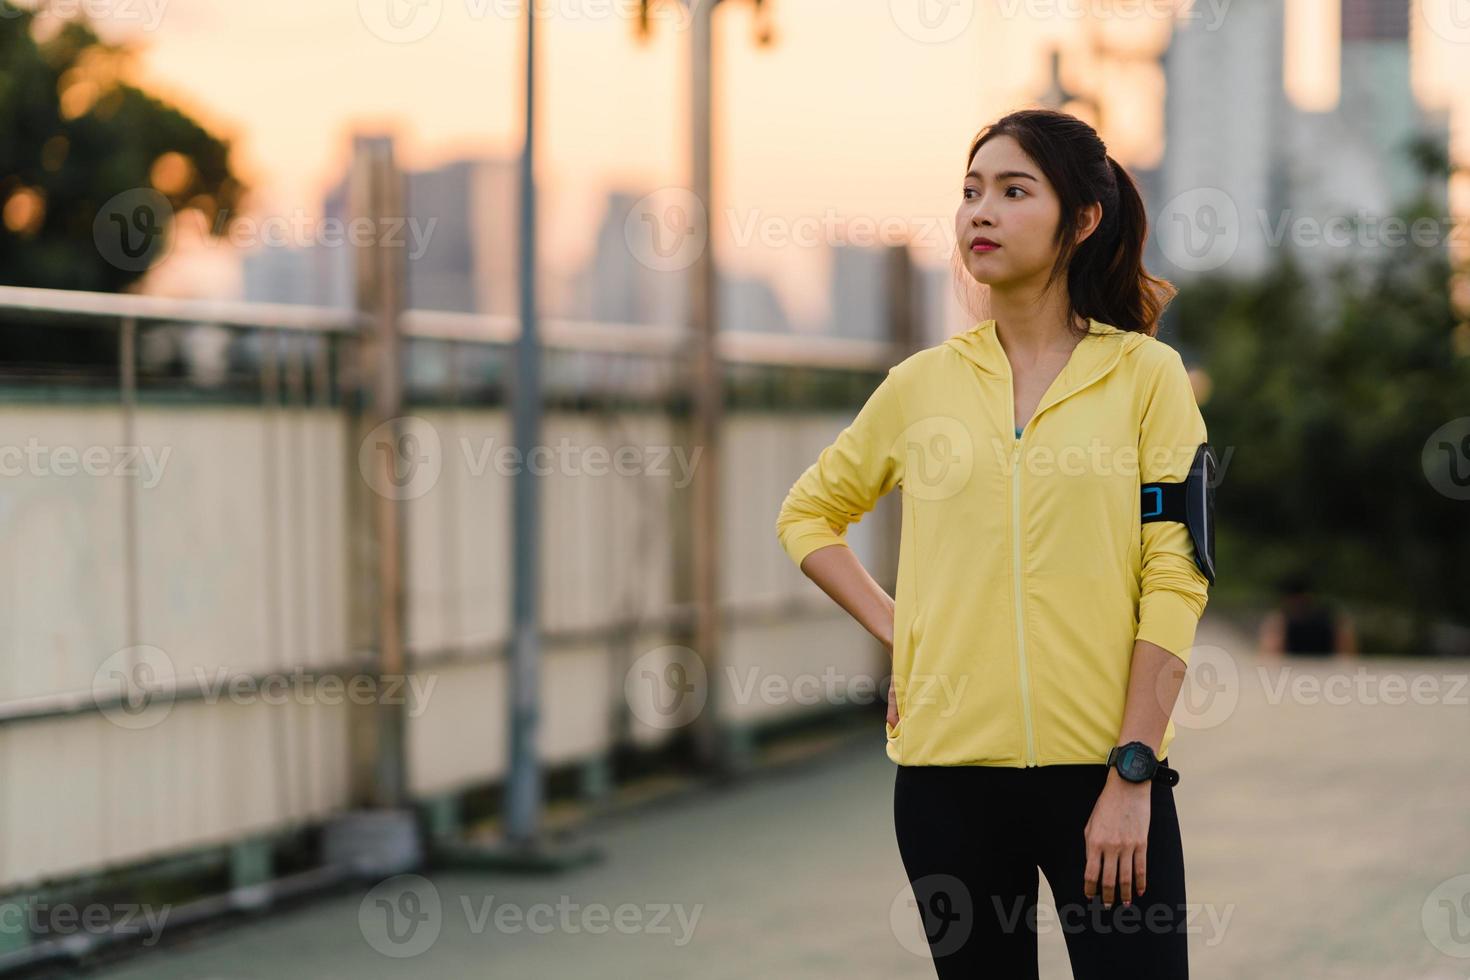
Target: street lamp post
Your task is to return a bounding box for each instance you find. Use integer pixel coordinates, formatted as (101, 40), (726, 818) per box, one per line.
(634, 0), (776, 775)
(432, 0), (600, 873)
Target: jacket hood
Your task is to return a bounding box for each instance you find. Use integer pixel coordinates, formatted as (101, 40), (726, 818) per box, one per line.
(944, 317), (1148, 385)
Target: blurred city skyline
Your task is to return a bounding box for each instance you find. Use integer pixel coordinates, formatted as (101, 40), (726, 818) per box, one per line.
(28, 0), (1469, 334)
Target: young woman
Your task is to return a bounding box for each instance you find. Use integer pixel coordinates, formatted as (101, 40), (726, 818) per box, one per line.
(775, 108), (1215, 978)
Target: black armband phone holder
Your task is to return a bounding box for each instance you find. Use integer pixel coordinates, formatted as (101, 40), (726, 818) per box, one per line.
(1140, 442), (1217, 586)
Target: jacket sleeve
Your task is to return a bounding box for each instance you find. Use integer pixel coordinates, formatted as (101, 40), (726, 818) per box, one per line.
(1135, 348), (1212, 664)
(775, 368), (905, 570)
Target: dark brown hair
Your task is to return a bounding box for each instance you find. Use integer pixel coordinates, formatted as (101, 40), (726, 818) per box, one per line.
(955, 107), (1176, 338)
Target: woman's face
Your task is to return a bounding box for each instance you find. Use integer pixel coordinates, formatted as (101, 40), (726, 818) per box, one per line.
(955, 134), (1066, 290)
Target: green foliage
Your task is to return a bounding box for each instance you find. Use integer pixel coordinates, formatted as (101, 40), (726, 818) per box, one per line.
(0, 1), (246, 292)
(1168, 206), (1470, 654)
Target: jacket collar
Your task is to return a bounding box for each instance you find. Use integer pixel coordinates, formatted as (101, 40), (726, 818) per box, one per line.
(944, 317), (1145, 389)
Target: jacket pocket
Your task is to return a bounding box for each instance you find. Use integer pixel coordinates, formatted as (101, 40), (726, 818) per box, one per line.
(884, 659), (904, 740)
(885, 610), (923, 741)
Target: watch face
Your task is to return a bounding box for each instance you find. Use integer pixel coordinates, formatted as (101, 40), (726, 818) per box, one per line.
(1118, 744), (1152, 781)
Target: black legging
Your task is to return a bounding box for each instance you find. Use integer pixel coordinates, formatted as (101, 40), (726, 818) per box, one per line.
(893, 759), (1189, 979)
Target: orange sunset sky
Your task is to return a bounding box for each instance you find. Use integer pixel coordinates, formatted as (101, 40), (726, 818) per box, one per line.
(40, 0), (1470, 323)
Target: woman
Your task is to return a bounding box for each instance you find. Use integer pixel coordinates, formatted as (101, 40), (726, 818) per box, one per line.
(774, 108), (1214, 978)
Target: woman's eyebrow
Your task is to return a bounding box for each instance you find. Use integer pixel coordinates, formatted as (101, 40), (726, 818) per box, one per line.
(965, 169), (1038, 182)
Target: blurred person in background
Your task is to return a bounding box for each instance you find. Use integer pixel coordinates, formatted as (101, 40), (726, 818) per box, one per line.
(776, 108), (1214, 979)
(1257, 571), (1359, 659)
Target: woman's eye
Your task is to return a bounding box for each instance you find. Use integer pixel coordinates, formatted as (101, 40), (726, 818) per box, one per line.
(965, 185), (1024, 200)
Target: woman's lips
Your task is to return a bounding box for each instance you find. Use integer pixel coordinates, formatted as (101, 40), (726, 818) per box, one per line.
(971, 239), (999, 252)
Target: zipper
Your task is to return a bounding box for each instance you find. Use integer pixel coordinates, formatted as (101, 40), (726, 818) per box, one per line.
(1010, 436), (1038, 767)
(1003, 337), (1127, 768)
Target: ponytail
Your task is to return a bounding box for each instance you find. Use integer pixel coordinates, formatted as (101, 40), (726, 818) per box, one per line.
(1067, 154), (1176, 337)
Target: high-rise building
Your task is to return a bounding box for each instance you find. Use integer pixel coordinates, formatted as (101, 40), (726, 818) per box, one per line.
(1158, 0), (1448, 284)
(827, 243), (887, 342)
(1157, 0), (1290, 281)
(321, 153), (521, 317)
(583, 189), (689, 327)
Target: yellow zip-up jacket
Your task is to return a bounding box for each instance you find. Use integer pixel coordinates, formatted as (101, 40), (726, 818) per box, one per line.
(775, 317), (1211, 767)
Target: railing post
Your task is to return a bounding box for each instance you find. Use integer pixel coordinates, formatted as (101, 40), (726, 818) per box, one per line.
(118, 316), (141, 671)
(343, 133), (409, 810)
(672, 0), (729, 774)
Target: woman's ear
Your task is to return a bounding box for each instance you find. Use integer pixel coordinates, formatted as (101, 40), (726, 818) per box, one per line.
(1074, 200), (1103, 246)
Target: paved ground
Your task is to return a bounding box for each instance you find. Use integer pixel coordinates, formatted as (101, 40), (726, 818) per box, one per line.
(87, 615), (1470, 979)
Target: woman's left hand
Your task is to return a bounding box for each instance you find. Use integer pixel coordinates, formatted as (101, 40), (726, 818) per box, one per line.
(1082, 771), (1151, 908)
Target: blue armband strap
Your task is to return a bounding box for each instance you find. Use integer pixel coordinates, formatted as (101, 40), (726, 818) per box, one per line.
(1140, 442), (1217, 585)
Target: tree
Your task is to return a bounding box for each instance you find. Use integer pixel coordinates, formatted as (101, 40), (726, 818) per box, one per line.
(1, 2), (247, 367)
(1167, 182), (1470, 655)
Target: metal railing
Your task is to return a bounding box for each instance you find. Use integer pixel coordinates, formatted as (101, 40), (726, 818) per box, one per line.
(0, 282), (900, 727)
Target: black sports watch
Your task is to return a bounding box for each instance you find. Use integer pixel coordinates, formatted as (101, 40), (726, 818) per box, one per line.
(1106, 741), (1180, 786)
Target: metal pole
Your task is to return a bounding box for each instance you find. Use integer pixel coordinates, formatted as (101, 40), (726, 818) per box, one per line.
(118, 317), (140, 660)
(506, 0), (543, 847)
(687, 0), (727, 773)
